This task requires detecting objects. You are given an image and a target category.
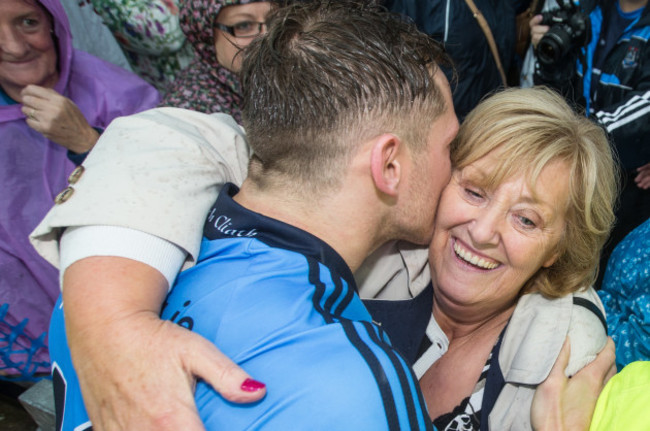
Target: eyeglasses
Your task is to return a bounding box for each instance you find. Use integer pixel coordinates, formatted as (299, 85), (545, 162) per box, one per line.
(214, 21), (266, 38)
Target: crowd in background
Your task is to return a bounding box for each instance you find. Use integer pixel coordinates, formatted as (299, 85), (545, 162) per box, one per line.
(1, 0), (649, 428)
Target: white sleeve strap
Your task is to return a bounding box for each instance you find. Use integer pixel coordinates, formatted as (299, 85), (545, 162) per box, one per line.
(59, 225), (187, 291)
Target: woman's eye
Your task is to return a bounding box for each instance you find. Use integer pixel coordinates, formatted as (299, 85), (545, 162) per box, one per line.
(517, 215), (537, 228)
(22, 18), (40, 28)
(234, 21), (254, 32)
(464, 188), (483, 199)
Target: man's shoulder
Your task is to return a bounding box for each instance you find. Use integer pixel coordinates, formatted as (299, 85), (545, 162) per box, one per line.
(164, 238), (327, 327)
(173, 237), (345, 309)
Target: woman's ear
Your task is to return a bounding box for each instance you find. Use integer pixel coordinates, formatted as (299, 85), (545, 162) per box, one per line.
(542, 254), (559, 269)
(542, 245), (563, 268)
(370, 134), (403, 197)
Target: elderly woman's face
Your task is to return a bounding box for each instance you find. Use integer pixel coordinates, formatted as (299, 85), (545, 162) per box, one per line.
(0, 0), (57, 98)
(429, 150), (569, 313)
(213, 2), (273, 73)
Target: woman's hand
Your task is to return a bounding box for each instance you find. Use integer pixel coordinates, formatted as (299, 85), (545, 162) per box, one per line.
(531, 337), (616, 431)
(20, 84), (100, 154)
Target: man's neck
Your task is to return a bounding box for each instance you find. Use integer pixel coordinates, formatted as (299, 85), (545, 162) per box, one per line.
(233, 178), (386, 273)
(619, 0), (647, 13)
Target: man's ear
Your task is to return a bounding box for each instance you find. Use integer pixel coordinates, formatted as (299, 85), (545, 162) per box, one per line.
(370, 134), (403, 197)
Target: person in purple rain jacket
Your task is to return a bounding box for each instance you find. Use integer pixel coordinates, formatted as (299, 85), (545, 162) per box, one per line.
(0, 0), (159, 379)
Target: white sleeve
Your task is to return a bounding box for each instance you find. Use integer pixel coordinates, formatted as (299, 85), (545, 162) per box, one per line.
(30, 108), (251, 276)
(60, 225), (186, 290)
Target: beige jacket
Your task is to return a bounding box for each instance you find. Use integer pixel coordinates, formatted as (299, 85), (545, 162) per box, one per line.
(489, 287), (607, 430)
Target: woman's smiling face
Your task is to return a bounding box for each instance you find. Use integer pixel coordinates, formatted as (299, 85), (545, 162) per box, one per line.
(429, 150), (569, 315)
(0, 0), (58, 100)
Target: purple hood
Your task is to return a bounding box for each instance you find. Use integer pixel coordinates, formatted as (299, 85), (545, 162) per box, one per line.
(0, 0), (159, 377)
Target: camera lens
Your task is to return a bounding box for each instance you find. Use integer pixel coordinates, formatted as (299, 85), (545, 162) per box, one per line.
(537, 26), (573, 66)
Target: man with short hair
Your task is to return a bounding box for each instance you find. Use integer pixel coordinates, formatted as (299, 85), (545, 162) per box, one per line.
(49, 2), (458, 429)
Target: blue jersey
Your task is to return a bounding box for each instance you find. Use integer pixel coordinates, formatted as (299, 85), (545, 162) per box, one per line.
(49, 183), (432, 430)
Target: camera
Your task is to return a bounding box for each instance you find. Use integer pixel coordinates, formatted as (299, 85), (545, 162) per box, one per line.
(536, 0), (590, 67)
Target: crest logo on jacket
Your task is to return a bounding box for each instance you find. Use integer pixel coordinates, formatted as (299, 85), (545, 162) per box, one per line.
(622, 47), (639, 68)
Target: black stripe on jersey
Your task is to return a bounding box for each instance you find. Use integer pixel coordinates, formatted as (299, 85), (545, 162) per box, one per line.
(52, 362), (94, 431)
(333, 274), (355, 318)
(362, 321), (432, 431)
(52, 362), (66, 431)
(307, 257), (417, 430)
(324, 272), (344, 317)
(411, 364), (431, 429)
(308, 258), (335, 324)
(307, 257), (355, 322)
(341, 320), (401, 431)
(307, 258), (399, 429)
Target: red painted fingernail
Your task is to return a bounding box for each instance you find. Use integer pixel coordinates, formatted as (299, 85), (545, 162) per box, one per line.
(241, 378), (266, 392)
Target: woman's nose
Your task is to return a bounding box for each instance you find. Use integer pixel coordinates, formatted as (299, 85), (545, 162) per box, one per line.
(468, 206), (501, 245)
(0, 28), (29, 57)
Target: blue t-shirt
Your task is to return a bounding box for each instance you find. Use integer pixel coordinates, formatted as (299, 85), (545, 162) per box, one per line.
(0, 87), (18, 106)
(49, 183), (433, 430)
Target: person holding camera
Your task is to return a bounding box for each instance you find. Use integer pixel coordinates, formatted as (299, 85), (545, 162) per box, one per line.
(531, 0), (650, 289)
(386, 0), (533, 119)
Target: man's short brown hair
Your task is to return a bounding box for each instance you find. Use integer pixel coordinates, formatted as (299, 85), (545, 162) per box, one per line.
(240, 0), (451, 195)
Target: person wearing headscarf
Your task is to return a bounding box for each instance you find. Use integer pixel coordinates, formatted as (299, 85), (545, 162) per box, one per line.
(90, 0), (196, 92)
(159, 0), (275, 123)
(0, 0), (159, 379)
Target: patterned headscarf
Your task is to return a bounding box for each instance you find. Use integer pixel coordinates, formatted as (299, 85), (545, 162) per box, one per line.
(160, 0), (267, 123)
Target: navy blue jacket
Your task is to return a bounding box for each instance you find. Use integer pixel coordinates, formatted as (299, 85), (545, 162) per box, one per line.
(387, 0), (531, 118)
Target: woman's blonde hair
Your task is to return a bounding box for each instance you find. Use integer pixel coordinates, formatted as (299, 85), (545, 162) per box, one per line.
(452, 86), (619, 297)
